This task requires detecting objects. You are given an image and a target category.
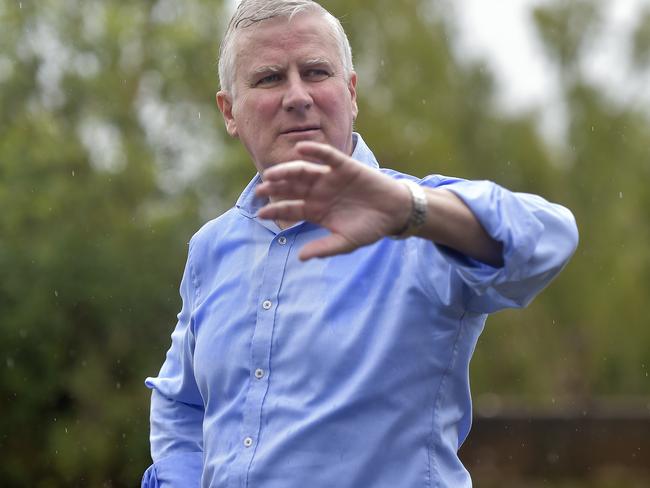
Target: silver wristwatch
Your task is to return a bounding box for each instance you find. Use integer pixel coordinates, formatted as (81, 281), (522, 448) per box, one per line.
(390, 180), (428, 239)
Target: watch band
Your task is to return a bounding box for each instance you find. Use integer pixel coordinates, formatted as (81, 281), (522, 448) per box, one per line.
(390, 180), (428, 239)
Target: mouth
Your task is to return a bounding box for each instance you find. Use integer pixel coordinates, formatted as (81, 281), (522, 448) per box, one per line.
(281, 126), (321, 135)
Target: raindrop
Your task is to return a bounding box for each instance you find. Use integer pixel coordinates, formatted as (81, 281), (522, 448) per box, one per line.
(421, 99), (426, 105)
(54, 290), (58, 297)
(71, 170), (75, 176)
(380, 59), (385, 67)
(65, 427), (68, 434)
(198, 112), (201, 119)
(619, 191), (623, 199)
(591, 126), (595, 132)
(19, 2), (22, 9)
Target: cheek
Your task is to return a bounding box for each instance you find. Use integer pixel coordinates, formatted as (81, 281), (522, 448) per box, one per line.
(318, 86), (354, 117)
(245, 94), (279, 122)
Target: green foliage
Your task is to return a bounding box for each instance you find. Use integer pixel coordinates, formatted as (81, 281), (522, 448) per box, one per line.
(469, 0), (650, 405)
(533, 0), (601, 72)
(0, 0), (219, 485)
(632, 6), (650, 68)
(1, 0), (649, 485)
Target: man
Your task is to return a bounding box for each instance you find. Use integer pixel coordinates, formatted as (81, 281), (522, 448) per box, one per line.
(142, 1), (578, 487)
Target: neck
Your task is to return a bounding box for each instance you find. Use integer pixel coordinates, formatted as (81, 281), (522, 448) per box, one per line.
(276, 219), (294, 230)
(269, 196), (297, 230)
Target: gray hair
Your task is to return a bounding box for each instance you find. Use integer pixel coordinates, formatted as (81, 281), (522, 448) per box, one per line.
(218, 0), (354, 94)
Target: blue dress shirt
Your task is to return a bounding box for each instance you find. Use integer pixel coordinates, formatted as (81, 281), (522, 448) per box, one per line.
(143, 134), (578, 488)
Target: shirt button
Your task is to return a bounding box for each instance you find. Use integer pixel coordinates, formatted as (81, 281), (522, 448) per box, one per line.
(262, 300), (272, 310)
(243, 437), (254, 448)
(278, 236), (287, 245)
(254, 368), (265, 379)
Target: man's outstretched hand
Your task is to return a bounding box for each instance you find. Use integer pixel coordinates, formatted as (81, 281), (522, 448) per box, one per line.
(255, 141), (411, 261)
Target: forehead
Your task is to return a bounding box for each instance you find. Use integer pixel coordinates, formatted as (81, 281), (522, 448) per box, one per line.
(233, 12), (341, 73)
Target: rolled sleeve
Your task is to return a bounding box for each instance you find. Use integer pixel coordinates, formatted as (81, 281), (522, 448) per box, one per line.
(422, 176), (578, 313)
(141, 451), (203, 488)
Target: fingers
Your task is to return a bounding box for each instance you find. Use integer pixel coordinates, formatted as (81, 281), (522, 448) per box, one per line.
(295, 141), (348, 168)
(257, 199), (307, 222)
(256, 179), (311, 201)
(261, 160), (330, 183)
(257, 159), (332, 200)
(299, 233), (357, 261)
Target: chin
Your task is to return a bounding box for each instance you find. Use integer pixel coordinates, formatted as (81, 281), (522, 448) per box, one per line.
(276, 143), (313, 162)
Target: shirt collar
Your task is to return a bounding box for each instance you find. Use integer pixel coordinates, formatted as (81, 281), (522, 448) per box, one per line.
(236, 133), (379, 218)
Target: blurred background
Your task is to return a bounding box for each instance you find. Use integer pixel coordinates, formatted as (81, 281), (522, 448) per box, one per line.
(1, 0), (649, 486)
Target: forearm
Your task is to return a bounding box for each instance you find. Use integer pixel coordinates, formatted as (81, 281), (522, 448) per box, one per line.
(412, 188), (503, 267)
(392, 181), (503, 267)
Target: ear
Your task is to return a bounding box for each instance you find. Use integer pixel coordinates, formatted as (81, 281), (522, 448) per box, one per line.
(348, 72), (358, 120)
(216, 91), (238, 138)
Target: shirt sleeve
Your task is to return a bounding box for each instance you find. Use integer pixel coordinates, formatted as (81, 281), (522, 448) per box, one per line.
(141, 451), (203, 488)
(143, 240), (204, 487)
(420, 175), (579, 314)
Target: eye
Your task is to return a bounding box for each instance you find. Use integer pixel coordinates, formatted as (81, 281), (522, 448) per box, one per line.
(255, 73), (282, 87)
(304, 69), (330, 81)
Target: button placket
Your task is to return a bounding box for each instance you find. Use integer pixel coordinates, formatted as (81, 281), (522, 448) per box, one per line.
(228, 230), (296, 488)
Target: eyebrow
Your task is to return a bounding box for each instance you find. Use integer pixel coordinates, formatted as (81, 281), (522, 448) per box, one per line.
(303, 58), (334, 69)
(246, 58), (336, 83)
(251, 64), (283, 76)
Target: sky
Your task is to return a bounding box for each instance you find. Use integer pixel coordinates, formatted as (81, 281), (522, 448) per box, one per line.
(451, 0), (650, 140)
(450, 0), (557, 112)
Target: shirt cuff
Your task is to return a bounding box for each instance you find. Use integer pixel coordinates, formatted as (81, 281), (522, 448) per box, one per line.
(142, 452), (203, 488)
(435, 179), (544, 288)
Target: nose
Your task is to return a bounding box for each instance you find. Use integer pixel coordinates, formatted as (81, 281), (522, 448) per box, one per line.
(282, 74), (313, 113)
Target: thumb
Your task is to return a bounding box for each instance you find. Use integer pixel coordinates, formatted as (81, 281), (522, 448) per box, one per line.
(299, 233), (357, 261)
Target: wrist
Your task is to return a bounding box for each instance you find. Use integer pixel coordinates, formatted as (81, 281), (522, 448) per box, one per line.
(390, 180), (428, 239)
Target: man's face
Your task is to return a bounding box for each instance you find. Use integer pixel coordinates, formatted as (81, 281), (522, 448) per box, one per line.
(217, 12), (358, 173)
